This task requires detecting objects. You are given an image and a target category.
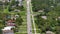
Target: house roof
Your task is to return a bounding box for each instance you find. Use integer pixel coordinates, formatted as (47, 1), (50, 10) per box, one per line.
(2, 26), (15, 31)
(7, 23), (16, 26)
(7, 20), (15, 23)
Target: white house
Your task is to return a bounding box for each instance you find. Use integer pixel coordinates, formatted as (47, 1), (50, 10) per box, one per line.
(2, 26), (15, 34)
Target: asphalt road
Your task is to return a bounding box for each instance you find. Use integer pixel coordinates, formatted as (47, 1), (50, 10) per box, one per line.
(26, 0), (32, 34)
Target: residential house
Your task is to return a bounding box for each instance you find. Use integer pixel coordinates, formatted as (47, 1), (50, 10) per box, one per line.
(6, 20), (16, 26)
(2, 26), (15, 34)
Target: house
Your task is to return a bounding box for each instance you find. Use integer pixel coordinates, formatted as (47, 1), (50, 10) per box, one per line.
(6, 20), (16, 26)
(14, 9), (20, 12)
(46, 31), (55, 34)
(7, 19), (15, 23)
(2, 26), (15, 34)
(7, 23), (16, 26)
(38, 10), (44, 12)
(41, 16), (47, 19)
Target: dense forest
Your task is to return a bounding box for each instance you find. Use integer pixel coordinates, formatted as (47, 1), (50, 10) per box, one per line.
(32, 0), (60, 34)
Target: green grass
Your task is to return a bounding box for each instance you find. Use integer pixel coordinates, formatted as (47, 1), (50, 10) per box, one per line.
(16, 1), (27, 34)
(3, 8), (9, 13)
(32, 22), (41, 33)
(15, 11), (27, 34)
(31, 5), (41, 34)
(14, 1), (27, 33)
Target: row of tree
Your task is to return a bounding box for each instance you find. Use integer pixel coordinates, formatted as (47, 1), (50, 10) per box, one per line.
(31, 0), (60, 12)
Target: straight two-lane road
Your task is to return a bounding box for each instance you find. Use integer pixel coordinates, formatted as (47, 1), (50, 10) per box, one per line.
(26, 0), (32, 34)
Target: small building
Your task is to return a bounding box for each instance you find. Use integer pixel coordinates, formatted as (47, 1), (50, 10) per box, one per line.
(14, 9), (20, 12)
(7, 20), (15, 23)
(2, 26), (15, 34)
(6, 20), (16, 26)
(41, 16), (47, 19)
(46, 31), (55, 34)
(38, 10), (44, 12)
(7, 23), (16, 26)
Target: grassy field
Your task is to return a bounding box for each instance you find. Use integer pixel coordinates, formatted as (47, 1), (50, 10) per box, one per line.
(15, 0), (27, 34)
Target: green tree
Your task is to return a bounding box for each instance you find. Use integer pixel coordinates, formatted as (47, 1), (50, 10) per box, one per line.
(16, 15), (23, 26)
(31, 0), (49, 12)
